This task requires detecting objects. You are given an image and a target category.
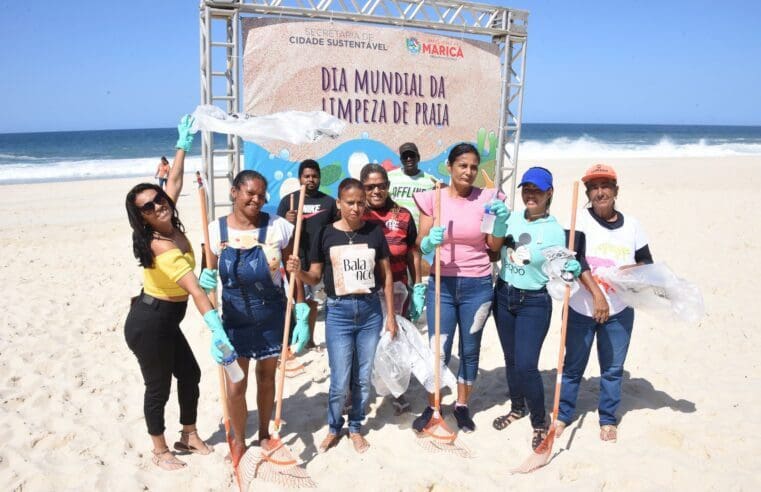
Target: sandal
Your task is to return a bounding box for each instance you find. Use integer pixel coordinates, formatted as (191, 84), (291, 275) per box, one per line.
(392, 395), (411, 415)
(349, 433), (370, 454)
(152, 448), (187, 471)
(492, 408), (528, 431)
(173, 431), (213, 455)
(318, 432), (341, 454)
(600, 424), (618, 442)
(531, 427), (548, 451)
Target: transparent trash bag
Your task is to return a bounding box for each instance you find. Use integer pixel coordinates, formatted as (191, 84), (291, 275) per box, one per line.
(597, 263), (705, 324)
(542, 246), (580, 301)
(379, 281), (409, 318)
(397, 316), (457, 394)
(372, 323), (412, 398)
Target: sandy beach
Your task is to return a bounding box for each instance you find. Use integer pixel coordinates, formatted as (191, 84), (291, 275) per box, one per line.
(1, 156), (760, 491)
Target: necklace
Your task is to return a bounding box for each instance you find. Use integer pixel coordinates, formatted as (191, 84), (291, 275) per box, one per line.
(344, 230), (359, 244)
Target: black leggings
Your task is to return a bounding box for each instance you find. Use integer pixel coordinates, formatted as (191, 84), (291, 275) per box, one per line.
(124, 294), (201, 436)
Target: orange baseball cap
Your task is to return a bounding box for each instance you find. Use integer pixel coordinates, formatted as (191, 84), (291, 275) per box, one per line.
(581, 163), (618, 183)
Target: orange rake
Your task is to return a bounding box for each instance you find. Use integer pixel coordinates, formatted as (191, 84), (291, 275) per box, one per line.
(198, 183), (242, 489)
(513, 180), (580, 474)
(417, 182), (471, 458)
(240, 185), (315, 489)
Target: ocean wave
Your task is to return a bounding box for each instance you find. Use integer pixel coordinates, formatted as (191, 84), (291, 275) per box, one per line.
(519, 136), (761, 159)
(0, 156), (205, 184)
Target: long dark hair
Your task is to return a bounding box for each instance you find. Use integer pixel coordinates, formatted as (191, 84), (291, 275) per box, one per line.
(125, 183), (185, 268)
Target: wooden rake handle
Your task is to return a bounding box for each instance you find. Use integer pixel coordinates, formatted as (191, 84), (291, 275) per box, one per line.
(274, 185), (307, 432)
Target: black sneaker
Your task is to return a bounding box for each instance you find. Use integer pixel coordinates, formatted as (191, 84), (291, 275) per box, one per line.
(453, 405), (476, 433)
(412, 406), (435, 432)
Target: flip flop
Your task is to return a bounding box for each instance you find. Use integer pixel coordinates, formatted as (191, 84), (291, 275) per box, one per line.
(173, 431), (213, 455)
(349, 433), (370, 454)
(152, 448), (187, 471)
(600, 424), (618, 442)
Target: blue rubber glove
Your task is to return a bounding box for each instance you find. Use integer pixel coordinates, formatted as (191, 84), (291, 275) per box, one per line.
(563, 259), (582, 278)
(409, 283), (426, 322)
(175, 115), (195, 152)
(420, 226), (445, 255)
(291, 302), (310, 354)
(199, 268), (218, 293)
(203, 309), (235, 364)
(488, 199), (510, 237)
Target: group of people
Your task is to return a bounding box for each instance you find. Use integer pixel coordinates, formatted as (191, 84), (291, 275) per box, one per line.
(124, 117), (653, 471)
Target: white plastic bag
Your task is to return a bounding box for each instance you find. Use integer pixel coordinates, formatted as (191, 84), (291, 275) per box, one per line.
(542, 246), (580, 301)
(596, 263), (705, 324)
(395, 316), (457, 394)
(372, 326), (412, 398)
(190, 104), (346, 144)
(379, 281), (409, 318)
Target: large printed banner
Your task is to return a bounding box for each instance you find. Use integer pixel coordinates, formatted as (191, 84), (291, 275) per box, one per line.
(242, 18), (501, 204)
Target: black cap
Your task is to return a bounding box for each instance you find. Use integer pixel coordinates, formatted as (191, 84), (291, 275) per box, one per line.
(399, 142), (420, 157)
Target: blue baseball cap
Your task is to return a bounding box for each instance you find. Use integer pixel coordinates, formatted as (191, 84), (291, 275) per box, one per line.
(518, 167), (553, 191)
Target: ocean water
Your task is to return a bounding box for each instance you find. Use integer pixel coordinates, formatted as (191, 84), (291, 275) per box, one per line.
(1, 123), (760, 185)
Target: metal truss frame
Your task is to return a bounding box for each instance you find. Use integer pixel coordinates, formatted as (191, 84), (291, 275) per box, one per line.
(199, 0), (528, 218)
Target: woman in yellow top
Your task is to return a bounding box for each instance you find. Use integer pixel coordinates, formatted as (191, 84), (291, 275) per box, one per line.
(124, 116), (236, 471)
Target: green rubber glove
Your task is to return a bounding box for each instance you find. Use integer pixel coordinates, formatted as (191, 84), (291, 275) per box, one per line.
(420, 226), (445, 255)
(409, 283), (426, 322)
(488, 199), (510, 237)
(175, 115), (195, 152)
(291, 302), (310, 354)
(563, 259), (582, 278)
(199, 268), (218, 293)
(203, 309), (235, 364)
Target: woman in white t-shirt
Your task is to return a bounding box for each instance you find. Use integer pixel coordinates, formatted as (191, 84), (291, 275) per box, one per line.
(556, 164), (653, 443)
(198, 170), (306, 463)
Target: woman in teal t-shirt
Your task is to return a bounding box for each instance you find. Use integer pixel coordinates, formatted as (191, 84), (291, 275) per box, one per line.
(490, 167), (581, 451)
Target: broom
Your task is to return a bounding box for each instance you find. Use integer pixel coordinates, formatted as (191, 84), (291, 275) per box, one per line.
(239, 184), (316, 489)
(198, 182), (242, 490)
(417, 182), (471, 458)
(512, 180), (580, 473)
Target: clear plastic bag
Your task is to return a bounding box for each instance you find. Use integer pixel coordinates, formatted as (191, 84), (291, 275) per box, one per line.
(541, 246), (580, 301)
(397, 316), (457, 394)
(372, 325), (412, 398)
(596, 263), (705, 324)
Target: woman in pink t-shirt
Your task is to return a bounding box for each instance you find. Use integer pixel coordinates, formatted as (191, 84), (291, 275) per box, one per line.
(411, 143), (508, 433)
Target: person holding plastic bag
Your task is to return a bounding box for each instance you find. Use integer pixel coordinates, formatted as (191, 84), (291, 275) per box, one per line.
(124, 116), (229, 470)
(360, 163), (422, 413)
(411, 143), (506, 434)
(286, 178), (397, 454)
(554, 163), (653, 443)
(198, 170), (305, 461)
(490, 167), (582, 451)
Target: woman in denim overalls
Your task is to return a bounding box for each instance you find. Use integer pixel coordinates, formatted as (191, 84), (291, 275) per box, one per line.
(200, 170), (304, 461)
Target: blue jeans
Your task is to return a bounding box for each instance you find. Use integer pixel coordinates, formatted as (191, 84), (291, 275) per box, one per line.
(325, 294), (382, 434)
(426, 275), (493, 385)
(559, 307), (634, 426)
(493, 279), (552, 429)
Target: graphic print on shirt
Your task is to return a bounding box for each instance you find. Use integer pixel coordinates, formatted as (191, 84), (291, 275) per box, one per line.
(302, 203), (327, 220)
(329, 244), (376, 295)
(505, 233), (532, 271)
(225, 232), (283, 285)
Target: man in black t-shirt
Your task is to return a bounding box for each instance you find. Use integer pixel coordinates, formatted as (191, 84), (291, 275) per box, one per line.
(277, 159), (338, 348)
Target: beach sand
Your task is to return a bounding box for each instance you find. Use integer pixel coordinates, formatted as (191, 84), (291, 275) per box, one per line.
(1, 156), (760, 491)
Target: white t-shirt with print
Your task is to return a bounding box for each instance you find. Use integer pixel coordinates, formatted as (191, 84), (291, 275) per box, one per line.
(208, 215), (294, 286)
(569, 209), (649, 316)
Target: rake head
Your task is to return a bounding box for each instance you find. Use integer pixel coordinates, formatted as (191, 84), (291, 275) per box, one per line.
(238, 438), (316, 489)
(416, 414), (472, 458)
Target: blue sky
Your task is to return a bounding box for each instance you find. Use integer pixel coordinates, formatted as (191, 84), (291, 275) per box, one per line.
(1, 0), (759, 132)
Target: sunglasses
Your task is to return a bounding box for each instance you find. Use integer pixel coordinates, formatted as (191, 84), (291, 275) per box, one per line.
(138, 194), (168, 214)
(364, 182), (389, 192)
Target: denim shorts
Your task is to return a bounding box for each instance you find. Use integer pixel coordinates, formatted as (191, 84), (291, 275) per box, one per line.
(223, 296), (285, 360)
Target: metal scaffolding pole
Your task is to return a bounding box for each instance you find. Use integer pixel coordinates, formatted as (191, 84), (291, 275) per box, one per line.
(200, 2), (241, 220)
